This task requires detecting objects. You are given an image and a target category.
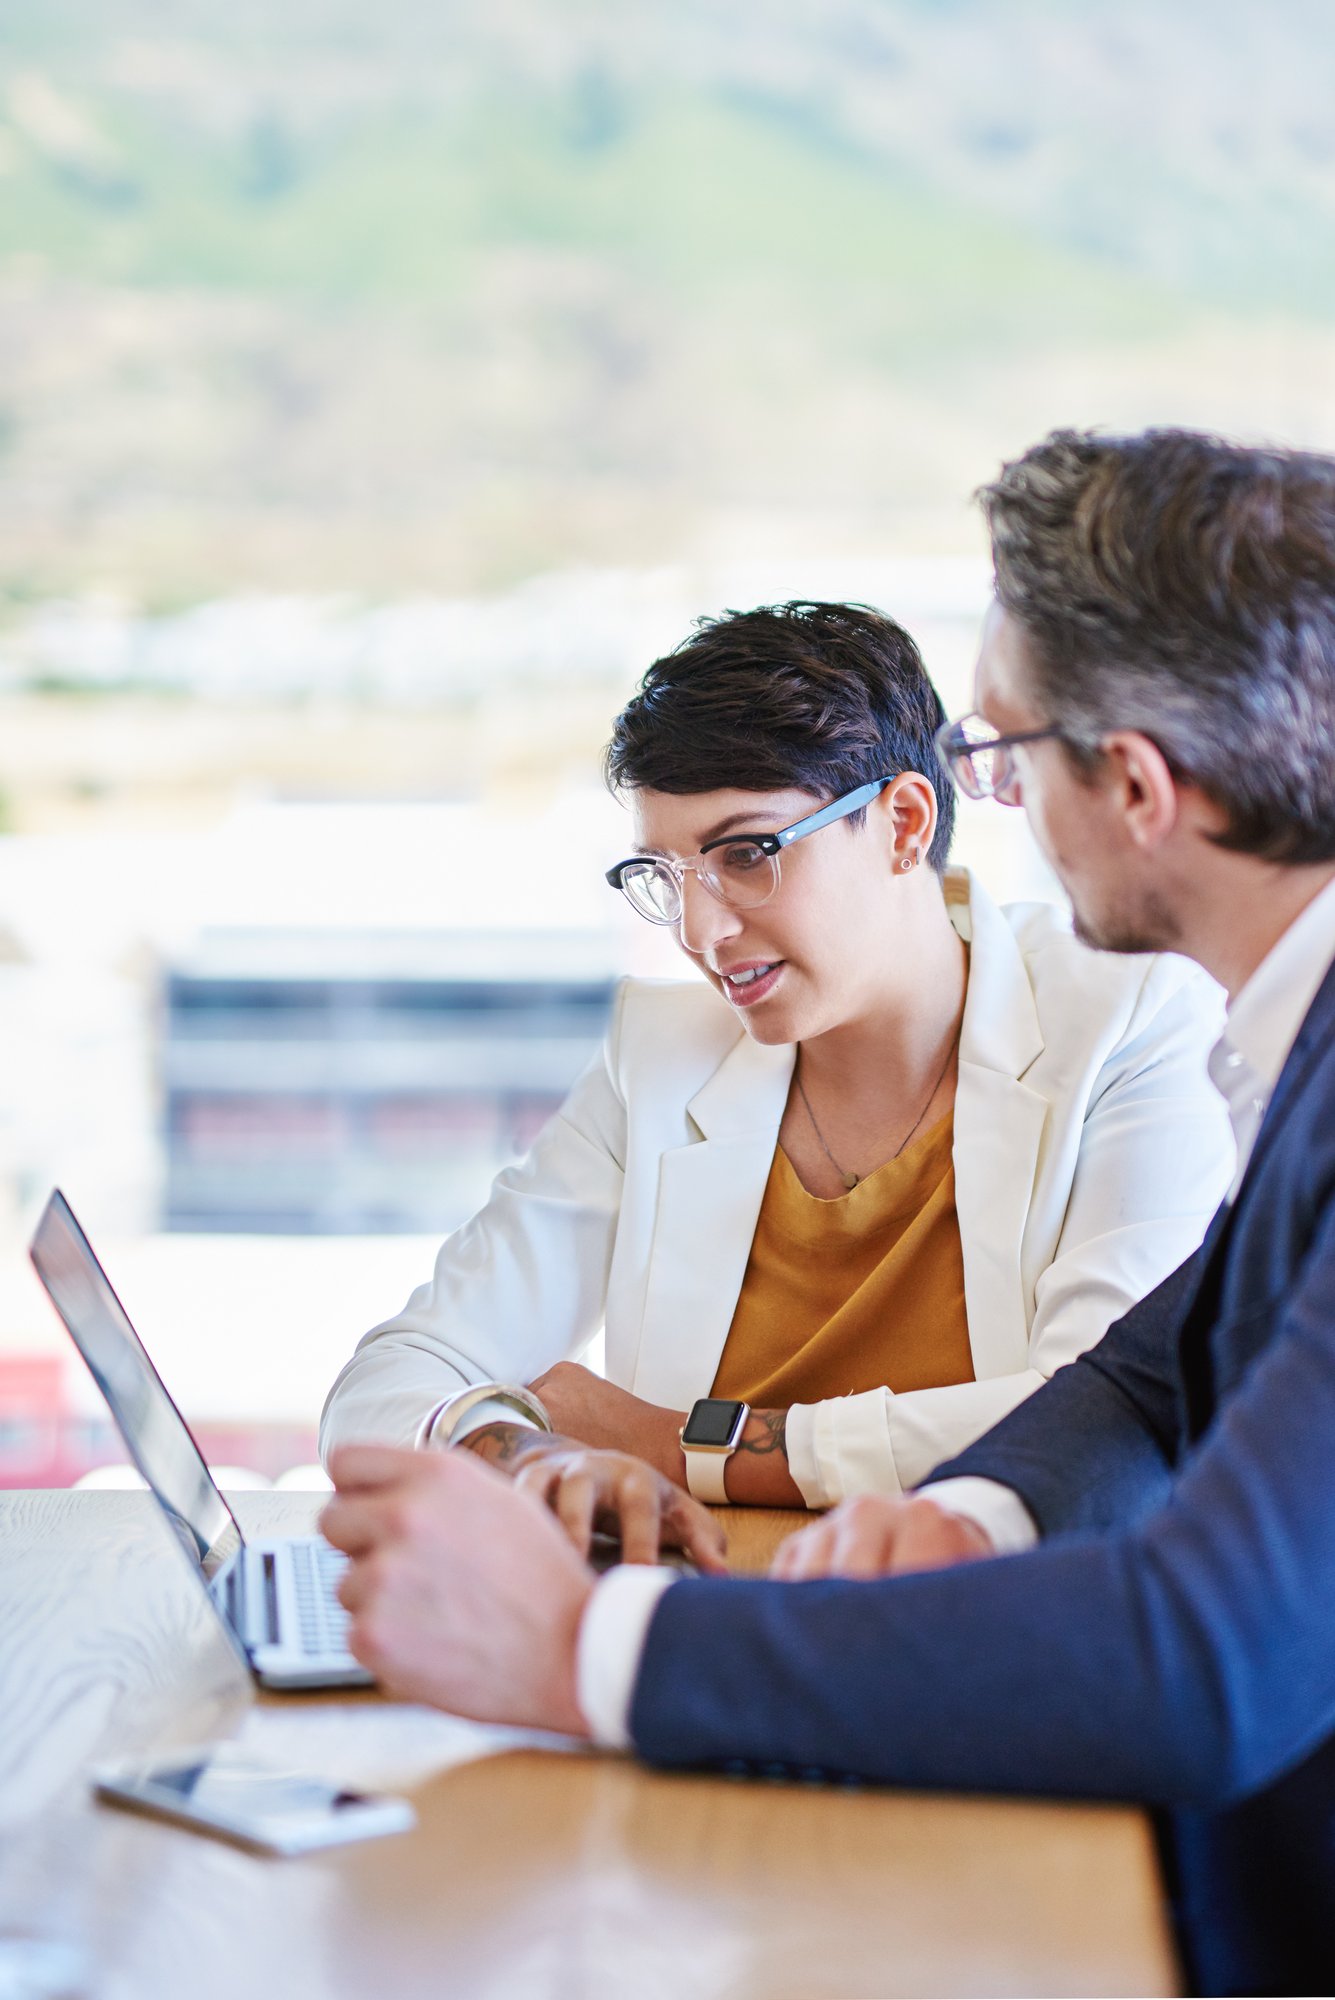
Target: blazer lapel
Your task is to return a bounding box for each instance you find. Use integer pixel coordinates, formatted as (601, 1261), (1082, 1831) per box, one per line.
(630, 867), (1052, 1403)
(1176, 957), (1335, 1432)
(1227, 956), (1335, 1203)
(1184, 953), (1335, 1302)
(948, 873), (1051, 1380)
(1174, 1201), (1235, 1440)
(630, 1030), (793, 1407)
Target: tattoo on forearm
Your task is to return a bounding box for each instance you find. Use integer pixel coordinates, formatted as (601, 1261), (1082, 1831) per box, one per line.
(737, 1409), (788, 1460)
(463, 1421), (536, 1468)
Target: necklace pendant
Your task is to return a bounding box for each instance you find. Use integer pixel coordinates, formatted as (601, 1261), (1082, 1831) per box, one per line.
(842, 1170), (859, 1191)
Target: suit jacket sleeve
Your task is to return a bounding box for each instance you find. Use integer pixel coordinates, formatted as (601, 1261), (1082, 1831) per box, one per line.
(922, 1237), (1217, 1535)
(628, 1187), (1335, 1806)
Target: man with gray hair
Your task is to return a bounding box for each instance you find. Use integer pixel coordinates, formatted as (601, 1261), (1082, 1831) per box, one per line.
(323, 429), (1335, 1997)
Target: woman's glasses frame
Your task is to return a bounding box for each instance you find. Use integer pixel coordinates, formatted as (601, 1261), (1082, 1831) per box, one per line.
(605, 776), (894, 927)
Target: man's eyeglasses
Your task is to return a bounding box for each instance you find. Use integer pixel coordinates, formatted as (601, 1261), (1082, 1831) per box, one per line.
(605, 777), (893, 927)
(934, 713), (1067, 802)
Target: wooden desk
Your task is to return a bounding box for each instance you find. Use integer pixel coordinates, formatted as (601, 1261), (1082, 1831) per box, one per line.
(0, 1491), (1179, 1998)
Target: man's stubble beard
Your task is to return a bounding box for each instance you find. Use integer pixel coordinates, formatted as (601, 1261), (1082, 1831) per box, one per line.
(1068, 881), (1184, 957)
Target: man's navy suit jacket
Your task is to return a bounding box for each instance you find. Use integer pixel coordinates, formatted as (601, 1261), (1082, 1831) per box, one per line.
(630, 958), (1335, 1997)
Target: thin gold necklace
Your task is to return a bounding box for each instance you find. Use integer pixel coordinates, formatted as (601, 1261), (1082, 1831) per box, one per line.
(796, 1026), (960, 1192)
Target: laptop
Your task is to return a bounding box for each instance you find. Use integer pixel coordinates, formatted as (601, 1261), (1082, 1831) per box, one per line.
(29, 1189), (372, 1691)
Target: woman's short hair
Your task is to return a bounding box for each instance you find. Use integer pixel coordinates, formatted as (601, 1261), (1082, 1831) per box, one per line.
(604, 601), (956, 872)
(979, 428), (1335, 865)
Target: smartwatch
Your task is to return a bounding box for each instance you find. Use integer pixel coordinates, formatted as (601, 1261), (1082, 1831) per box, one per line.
(679, 1397), (750, 1503)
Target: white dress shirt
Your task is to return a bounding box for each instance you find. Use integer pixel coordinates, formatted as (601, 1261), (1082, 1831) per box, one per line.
(1204, 874), (1335, 1200)
(576, 874), (1335, 1749)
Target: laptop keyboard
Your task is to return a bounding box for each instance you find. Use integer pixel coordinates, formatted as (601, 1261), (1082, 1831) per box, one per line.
(285, 1541), (354, 1658)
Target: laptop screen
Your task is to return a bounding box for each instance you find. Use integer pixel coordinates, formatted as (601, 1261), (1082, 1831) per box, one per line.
(29, 1190), (242, 1582)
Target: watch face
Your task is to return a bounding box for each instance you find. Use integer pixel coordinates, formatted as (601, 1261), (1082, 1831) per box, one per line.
(682, 1398), (746, 1448)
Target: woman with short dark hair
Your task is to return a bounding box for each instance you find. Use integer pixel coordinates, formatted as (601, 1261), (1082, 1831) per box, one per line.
(322, 601), (1232, 1562)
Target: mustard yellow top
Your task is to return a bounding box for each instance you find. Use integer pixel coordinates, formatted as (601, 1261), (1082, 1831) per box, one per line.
(710, 1111), (973, 1407)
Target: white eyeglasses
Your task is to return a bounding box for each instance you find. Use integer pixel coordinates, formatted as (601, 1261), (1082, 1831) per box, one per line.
(605, 778), (893, 925)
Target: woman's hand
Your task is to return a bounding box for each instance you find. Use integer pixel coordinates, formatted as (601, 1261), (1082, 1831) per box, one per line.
(513, 1443), (729, 1572)
(527, 1362), (686, 1483)
(769, 1493), (994, 1581)
(527, 1364), (804, 1507)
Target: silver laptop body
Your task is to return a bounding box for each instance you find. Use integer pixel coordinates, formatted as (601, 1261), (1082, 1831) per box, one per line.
(29, 1189), (371, 1691)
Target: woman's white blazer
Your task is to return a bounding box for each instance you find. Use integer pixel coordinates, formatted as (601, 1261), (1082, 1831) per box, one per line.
(320, 870), (1234, 1503)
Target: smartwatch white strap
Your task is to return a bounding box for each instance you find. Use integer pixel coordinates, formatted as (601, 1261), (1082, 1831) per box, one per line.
(682, 1445), (733, 1504)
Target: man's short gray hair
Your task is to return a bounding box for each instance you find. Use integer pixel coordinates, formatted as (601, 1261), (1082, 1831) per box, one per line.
(978, 429), (1335, 864)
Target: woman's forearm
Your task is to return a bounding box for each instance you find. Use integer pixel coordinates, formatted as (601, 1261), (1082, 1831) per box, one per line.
(464, 1407), (805, 1509)
(720, 1409), (804, 1506)
(463, 1421), (569, 1472)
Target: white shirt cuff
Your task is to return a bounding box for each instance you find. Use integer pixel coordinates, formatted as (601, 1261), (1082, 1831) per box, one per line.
(786, 1389), (905, 1509)
(576, 1564), (679, 1749)
(917, 1476), (1039, 1555)
(781, 1400), (829, 1509)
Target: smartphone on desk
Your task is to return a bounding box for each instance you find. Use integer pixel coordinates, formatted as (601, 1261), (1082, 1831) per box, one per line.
(94, 1750), (415, 1856)
(588, 1530), (697, 1575)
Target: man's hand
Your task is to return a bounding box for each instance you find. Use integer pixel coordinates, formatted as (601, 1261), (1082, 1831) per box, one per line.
(321, 1444), (593, 1735)
(769, 1493), (996, 1581)
(513, 1445), (728, 1572)
(528, 1362), (685, 1482)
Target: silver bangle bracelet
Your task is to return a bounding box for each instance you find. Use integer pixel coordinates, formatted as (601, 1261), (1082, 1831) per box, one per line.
(419, 1383), (553, 1451)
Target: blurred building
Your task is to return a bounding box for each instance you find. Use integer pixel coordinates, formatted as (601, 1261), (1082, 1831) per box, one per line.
(0, 790), (656, 1235)
(0, 1351), (316, 1490)
(162, 926), (615, 1234)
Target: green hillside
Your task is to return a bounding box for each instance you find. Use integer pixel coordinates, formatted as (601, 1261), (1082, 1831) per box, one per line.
(0, 80), (1184, 339)
(0, 0), (1331, 600)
